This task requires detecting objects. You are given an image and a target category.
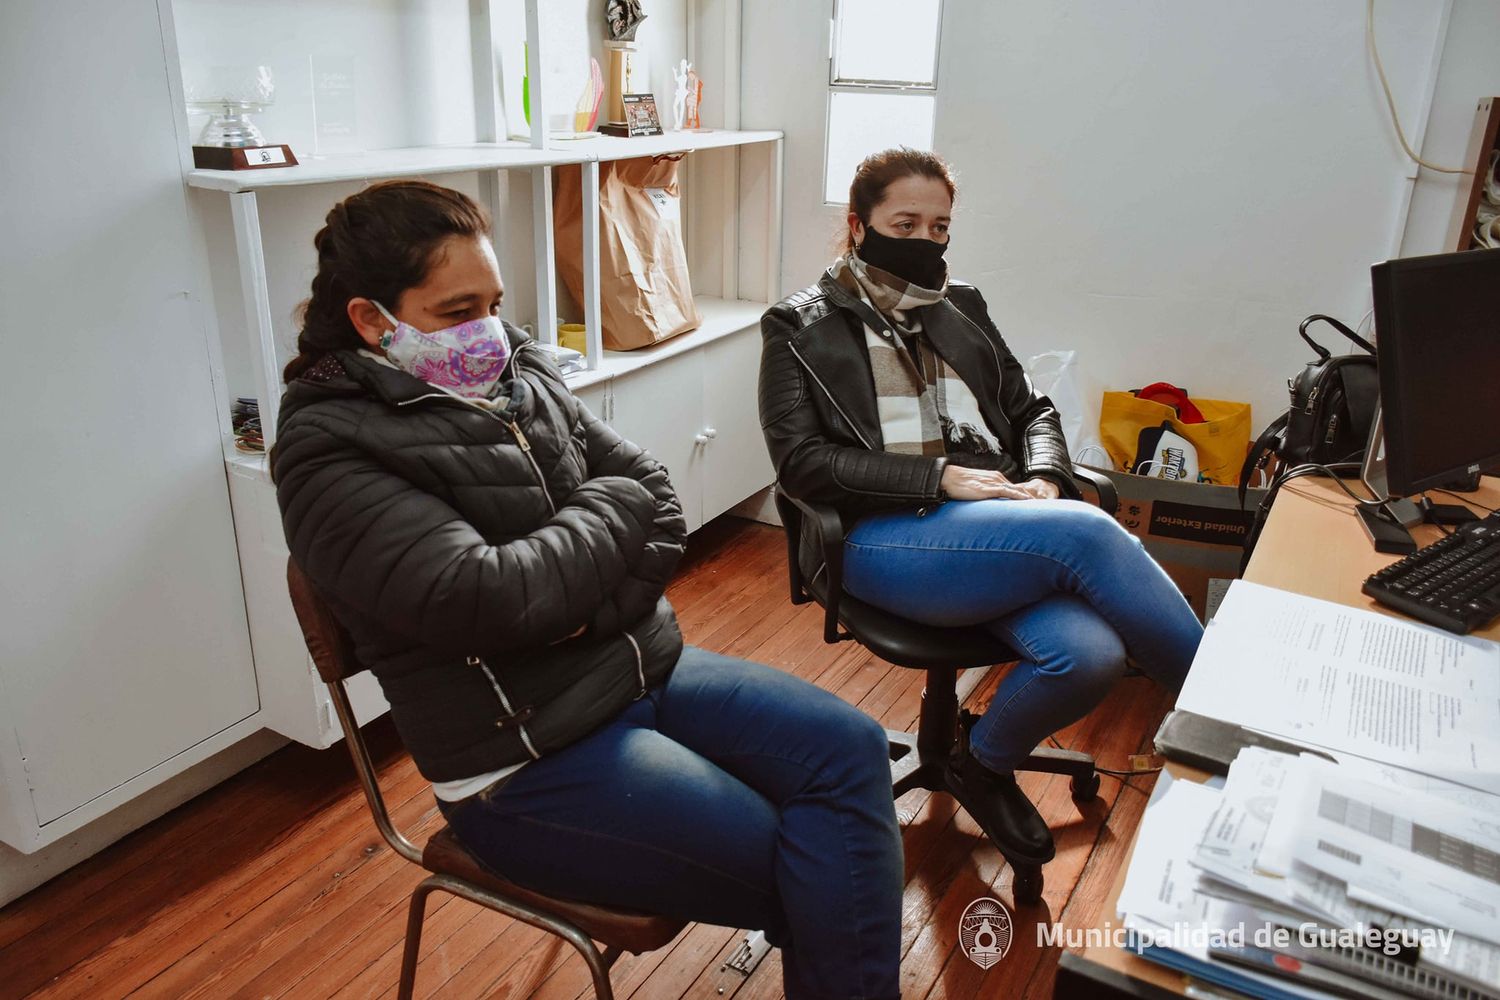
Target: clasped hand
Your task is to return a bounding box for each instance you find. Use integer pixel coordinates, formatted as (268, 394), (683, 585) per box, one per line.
(940, 465), (1060, 501)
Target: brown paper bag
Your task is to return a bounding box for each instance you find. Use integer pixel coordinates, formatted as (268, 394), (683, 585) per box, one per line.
(554, 155), (701, 351)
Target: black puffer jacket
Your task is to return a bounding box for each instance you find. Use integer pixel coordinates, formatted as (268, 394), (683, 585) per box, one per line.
(759, 273), (1076, 574)
(273, 326), (686, 781)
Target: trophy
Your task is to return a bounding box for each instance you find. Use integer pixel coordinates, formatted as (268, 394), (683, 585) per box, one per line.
(188, 66), (298, 171)
(602, 0), (646, 128)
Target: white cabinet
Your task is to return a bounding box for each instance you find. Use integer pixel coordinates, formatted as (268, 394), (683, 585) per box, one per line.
(702, 326), (776, 518)
(602, 324), (773, 533)
(225, 461), (389, 749)
(610, 351), (709, 531)
(571, 379), (611, 422)
(0, 0), (259, 852)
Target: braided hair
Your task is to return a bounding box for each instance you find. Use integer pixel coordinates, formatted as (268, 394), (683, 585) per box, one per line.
(283, 180), (491, 383)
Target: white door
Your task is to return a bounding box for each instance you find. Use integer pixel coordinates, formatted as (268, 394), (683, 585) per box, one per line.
(702, 327), (775, 519)
(608, 352), (706, 532)
(0, 0), (258, 834)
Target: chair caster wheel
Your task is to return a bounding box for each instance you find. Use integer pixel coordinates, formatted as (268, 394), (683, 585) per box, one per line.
(1012, 866), (1044, 905)
(1071, 771), (1100, 803)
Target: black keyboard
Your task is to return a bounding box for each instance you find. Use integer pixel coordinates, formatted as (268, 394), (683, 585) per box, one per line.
(1363, 512), (1500, 634)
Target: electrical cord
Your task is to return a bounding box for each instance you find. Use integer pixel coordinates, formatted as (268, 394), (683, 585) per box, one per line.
(1274, 465), (1493, 536)
(1047, 736), (1162, 783)
(1431, 488), (1499, 514)
(1366, 0), (1471, 175)
(1271, 462), (1388, 508)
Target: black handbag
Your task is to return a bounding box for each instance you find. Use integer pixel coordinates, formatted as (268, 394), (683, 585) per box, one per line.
(1238, 314), (1379, 502)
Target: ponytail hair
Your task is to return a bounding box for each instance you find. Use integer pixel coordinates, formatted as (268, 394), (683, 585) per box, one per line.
(284, 180), (491, 383)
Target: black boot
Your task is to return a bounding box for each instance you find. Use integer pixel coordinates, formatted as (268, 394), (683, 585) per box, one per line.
(943, 711), (1055, 864)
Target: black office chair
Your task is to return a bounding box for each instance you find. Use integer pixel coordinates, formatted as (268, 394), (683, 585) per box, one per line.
(774, 466), (1118, 904)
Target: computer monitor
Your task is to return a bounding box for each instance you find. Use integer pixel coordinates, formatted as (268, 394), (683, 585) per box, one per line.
(1369, 249), (1500, 498)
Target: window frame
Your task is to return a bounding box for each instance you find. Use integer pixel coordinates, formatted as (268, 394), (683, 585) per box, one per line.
(822, 0), (945, 206)
(828, 0), (944, 91)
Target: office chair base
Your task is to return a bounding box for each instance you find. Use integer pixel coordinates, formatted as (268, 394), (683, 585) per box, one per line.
(888, 728), (1067, 907)
(889, 730), (1100, 802)
(888, 729), (945, 796)
(1021, 746), (1100, 803)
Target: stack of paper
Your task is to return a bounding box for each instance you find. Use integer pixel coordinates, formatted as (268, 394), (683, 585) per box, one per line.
(1177, 581), (1500, 795)
(1117, 750), (1500, 999)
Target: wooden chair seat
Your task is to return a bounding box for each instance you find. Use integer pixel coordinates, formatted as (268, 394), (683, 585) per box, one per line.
(421, 827), (686, 955)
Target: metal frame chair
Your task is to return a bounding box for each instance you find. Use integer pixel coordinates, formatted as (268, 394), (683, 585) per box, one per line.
(773, 465), (1118, 903)
(286, 560), (685, 1000)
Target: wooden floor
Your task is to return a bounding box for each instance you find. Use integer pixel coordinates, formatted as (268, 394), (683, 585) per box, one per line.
(0, 517), (1171, 1000)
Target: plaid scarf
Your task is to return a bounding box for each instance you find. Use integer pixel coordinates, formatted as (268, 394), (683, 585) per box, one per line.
(830, 254), (1004, 459)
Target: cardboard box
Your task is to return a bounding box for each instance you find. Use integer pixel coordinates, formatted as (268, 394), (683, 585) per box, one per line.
(1087, 466), (1267, 621)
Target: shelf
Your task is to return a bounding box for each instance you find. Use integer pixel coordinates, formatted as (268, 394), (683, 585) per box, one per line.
(186, 142), (591, 192)
(185, 130), (783, 193)
(226, 449), (270, 482)
(581, 295), (769, 381)
(555, 129), (783, 162)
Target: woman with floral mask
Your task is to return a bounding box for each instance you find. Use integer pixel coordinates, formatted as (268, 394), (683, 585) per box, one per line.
(274, 181), (904, 999)
(759, 149), (1203, 875)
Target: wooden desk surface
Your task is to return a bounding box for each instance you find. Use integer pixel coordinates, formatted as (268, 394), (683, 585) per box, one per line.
(1064, 476), (1500, 996)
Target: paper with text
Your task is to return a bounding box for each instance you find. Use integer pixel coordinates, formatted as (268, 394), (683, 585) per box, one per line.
(1177, 581), (1500, 793)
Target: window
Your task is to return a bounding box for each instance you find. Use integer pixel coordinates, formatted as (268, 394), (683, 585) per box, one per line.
(823, 0), (944, 204)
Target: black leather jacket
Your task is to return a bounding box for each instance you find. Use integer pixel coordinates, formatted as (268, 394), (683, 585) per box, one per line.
(758, 272), (1077, 524)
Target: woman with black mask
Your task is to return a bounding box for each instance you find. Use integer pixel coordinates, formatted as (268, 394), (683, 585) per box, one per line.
(758, 148), (1203, 874)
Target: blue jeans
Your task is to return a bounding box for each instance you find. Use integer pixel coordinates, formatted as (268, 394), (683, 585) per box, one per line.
(437, 647), (903, 1000)
(843, 499), (1203, 773)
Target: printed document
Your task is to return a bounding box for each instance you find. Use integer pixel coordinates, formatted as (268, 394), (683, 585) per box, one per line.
(1177, 581), (1500, 793)
(1258, 755), (1500, 947)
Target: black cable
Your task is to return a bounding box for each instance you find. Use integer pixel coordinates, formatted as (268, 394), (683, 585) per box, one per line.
(1097, 766), (1164, 779)
(1273, 462), (1388, 508)
(1417, 497), (1455, 536)
(1430, 488), (1498, 514)
(1047, 736), (1163, 781)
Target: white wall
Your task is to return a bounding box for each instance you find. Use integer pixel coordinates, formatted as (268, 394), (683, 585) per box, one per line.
(744, 0), (1496, 432)
(173, 0), (479, 154)
(1401, 0), (1500, 255)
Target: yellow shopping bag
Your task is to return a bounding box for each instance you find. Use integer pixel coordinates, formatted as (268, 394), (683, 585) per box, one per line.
(1099, 392), (1253, 486)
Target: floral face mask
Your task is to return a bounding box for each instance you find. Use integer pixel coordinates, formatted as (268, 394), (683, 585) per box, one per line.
(372, 301), (511, 398)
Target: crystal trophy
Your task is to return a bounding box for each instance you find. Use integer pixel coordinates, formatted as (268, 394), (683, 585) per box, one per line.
(188, 66), (298, 170)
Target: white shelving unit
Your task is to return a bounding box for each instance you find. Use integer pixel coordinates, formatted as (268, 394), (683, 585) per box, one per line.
(188, 128), (782, 449)
(185, 3), (783, 749)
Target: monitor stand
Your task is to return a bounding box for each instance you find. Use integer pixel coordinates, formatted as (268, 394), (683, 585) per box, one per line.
(1356, 401), (1478, 548)
(1356, 502), (1418, 555)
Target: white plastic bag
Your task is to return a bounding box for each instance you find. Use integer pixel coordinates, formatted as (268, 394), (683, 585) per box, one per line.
(1026, 350), (1106, 467)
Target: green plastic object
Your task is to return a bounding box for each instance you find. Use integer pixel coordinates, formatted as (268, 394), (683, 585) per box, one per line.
(521, 43), (530, 127)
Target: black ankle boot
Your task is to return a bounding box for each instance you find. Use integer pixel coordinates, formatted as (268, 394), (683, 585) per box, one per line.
(944, 713), (1055, 864)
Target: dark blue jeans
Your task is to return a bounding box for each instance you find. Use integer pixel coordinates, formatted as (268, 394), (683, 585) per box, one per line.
(843, 499), (1204, 773)
(438, 647), (903, 1000)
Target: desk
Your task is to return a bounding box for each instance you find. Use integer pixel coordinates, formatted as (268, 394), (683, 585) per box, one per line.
(1056, 475), (1500, 998)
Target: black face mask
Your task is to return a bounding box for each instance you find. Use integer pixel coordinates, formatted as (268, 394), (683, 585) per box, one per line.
(856, 225), (950, 290)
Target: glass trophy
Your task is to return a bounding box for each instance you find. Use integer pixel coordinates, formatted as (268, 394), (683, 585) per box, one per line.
(187, 65), (298, 170)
